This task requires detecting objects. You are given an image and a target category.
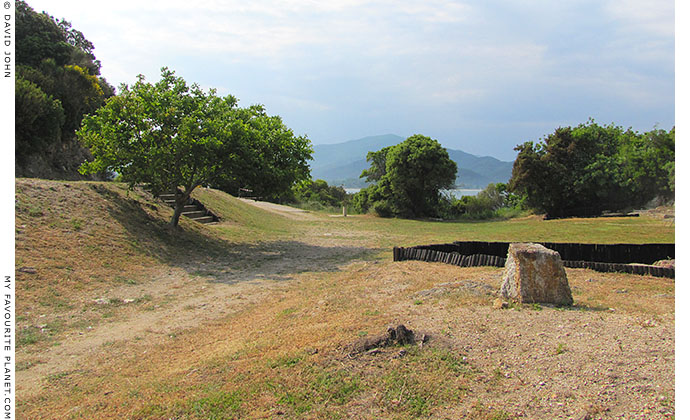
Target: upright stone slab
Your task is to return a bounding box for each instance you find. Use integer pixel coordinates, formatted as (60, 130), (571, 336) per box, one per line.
(500, 243), (573, 306)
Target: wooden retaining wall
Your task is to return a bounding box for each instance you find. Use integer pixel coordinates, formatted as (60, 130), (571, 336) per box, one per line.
(393, 241), (674, 278)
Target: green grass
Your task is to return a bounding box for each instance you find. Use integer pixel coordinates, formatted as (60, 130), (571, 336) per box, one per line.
(169, 361), (363, 419)
(356, 216), (673, 248)
(70, 218), (83, 231)
(193, 188), (294, 241)
(189, 390), (245, 420)
(377, 346), (471, 418)
(17, 327), (41, 347)
(276, 307), (298, 318)
(38, 287), (73, 309)
(197, 186), (673, 248)
(269, 354), (303, 369)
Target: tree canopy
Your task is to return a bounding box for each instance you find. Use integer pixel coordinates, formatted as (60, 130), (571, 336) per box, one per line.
(15, 0), (114, 177)
(353, 135), (457, 218)
(212, 105), (312, 203)
(78, 68), (312, 226)
(508, 120), (674, 218)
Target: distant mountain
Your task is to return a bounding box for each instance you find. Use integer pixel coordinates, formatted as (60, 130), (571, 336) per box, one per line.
(445, 149), (514, 188)
(310, 134), (514, 189)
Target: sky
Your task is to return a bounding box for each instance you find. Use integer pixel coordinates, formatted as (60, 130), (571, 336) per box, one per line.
(23, 0), (675, 161)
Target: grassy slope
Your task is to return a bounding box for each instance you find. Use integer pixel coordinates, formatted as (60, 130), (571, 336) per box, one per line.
(15, 179), (290, 348)
(15, 179), (675, 419)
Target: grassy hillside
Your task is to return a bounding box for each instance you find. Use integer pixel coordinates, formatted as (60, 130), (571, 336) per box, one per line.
(16, 179), (675, 419)
(15, 180), (290, 347)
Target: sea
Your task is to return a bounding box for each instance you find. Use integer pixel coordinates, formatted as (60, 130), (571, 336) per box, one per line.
(344, 188), (482, 198)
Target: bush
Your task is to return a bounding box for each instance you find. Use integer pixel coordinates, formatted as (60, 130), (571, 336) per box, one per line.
(444, 183), (523, 220)
(351, 190), (370, 214)
(372, 200), (394, 218)
(292, 179), (348, 210)
(509, 120), (675, 217)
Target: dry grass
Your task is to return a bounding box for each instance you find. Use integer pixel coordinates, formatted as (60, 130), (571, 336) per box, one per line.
(15, 179), (675, 419)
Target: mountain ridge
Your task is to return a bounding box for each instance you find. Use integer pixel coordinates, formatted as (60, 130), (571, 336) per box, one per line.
(310, 134), (514, 189)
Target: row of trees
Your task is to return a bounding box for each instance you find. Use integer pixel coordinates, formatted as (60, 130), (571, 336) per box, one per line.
(16, 0), (114, 177)
(352, 121), (673, 220)
(17, 4), (673, 223)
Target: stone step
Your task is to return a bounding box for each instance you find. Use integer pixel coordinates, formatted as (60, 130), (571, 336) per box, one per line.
(182, 210), (207, 218)
(158, 189), (217, 224)
(163, 200), (192, 207)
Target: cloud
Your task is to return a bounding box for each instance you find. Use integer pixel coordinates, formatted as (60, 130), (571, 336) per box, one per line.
(24, 0), (674, 158)
(603, 0), (674, 38)
(91, 0), (477, 63)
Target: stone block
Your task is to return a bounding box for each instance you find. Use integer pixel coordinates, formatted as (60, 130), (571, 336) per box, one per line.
(500, 243), (573, 306)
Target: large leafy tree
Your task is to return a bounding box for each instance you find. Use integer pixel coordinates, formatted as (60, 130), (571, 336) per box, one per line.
(354, 135), (457, 218)
(509, 120), (674, 218)
(618, 127), (674, 200)
(360, 146), (392, 183)
(78, 68), (250, 226)
(78, 68), (312, 226)
(15, 0), (72, 67)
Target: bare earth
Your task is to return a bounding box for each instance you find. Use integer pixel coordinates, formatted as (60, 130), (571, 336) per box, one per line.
(238, 198), (319, 220)
(16, 194), (675, 419)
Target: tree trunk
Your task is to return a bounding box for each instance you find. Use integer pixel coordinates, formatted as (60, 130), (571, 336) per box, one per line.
(169, 189), (191, 227)
(170, 201), (185, 227)
(169, 184), (199, 227)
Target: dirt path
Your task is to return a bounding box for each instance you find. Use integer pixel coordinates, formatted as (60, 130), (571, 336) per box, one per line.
(238, 198), (320, 220)
(17, 221), (371, 398)
(18, 270), (280, 397)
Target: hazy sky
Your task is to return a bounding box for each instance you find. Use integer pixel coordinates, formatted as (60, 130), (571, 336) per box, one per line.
(24, 0), (675, 161)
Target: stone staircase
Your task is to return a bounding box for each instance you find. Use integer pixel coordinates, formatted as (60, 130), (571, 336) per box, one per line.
(159, 191), (218, 224)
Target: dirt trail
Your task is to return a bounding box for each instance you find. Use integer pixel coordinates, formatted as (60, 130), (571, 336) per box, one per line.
(17, 219), (369, 398)
(18, 270), (279, 397)
(238, 198), (320, 220)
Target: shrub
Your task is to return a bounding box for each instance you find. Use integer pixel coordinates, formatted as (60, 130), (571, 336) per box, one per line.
(445, 183), (523, 220)
(292, 179), (348, 210)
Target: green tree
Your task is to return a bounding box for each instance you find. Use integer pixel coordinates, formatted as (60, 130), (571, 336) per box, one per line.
(360, 146), (392, 183)
(15, 0), (72, 68)
(213, 105), (312, 202)
(15, 77), (65, 164)
(78, 68), (250, 227)
(509, 120), (674, 218)
(617, 127), (674, 202)
(354, 135), (457, 218)
(509, 122), (623, 217)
